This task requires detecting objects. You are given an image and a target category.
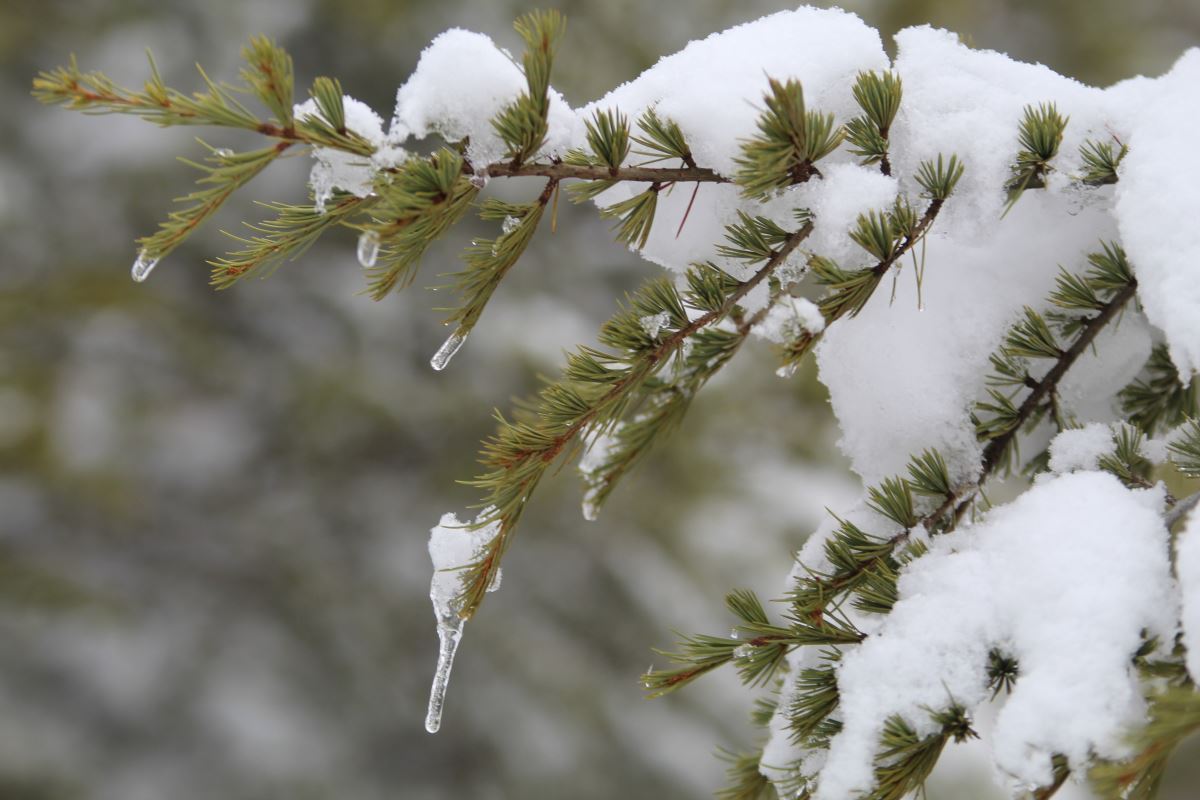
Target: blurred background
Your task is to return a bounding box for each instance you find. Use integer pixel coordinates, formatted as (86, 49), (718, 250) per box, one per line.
(2, 1), (1198, 798)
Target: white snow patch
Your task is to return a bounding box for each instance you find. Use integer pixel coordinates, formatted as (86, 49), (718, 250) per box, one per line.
(1115, 49), (1200, 379)
(390, 28), (579, 168)
(816, 473), (1173, 797)
(1047, 423), (1114, 474)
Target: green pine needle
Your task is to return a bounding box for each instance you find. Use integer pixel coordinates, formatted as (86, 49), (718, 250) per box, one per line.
(1004, 102), (1068, 213)
(1079, 137), (1127, 186)
(735, 77), (841, 198)
(1119, 345), (1198, 434)
(914, 154), (965, 201)
(210, 192), (372, 287)
(139, 140), (289, 262)
(632, 107), (692, 164)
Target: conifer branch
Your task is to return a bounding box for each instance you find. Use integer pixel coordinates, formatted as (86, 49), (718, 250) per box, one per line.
(139, 140), (292, 263)
(455, 221), (815, 619)
(439, 178), (559, 339)
(844, 71), (902, 176)
(209, 192), (374, 287)
(1004, 102), (1068, 214)
(976, 274), (1137, 478)
(482, 160), (729, 183)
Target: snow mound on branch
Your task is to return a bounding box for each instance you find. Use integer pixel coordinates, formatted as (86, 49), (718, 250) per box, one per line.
(1047, 423), (1114, 473)
(1115, 50), (1200, 379)
(816, 472), (1174, 798)
(389, 28), (579, 168)
(588, 7), (886, 178)
(813, 25), (1170, 486)
(578, 7), (888, 279)
(293, 96), (389, 211)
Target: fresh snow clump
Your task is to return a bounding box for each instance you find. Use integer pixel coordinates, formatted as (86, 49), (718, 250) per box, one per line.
(815, 472), (1173, 797)
(390, 28), (578, 168)
(1115, 50), (1200, 378)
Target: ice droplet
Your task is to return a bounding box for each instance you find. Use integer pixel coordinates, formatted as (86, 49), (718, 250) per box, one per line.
(501, 215), (521, 235)
(131, 250), (159, 283)
(425, 612), (464, 734)
(430, 328), (468, 371)
(581, 496), (599, 522)
(215, 147), (234, 158)
(775, 363), (798, 379)
(357, 230), (380, 268)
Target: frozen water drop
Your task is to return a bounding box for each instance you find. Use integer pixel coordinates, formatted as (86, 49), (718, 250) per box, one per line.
(582, 497), (599, 522)
(214, 147), (234, 158)
(640, 311), (671, 340)
(431, 328), (468, 371)
(357, 230), (380, 268)
(501, 215), (521, 235)
(425, 613), (464, 734)
(469, 173), (489, 189)
(131, 250), (159, 283)
(775, 363), (798, 379)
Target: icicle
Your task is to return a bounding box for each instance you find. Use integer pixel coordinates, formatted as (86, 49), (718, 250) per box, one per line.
(426, 510), (505, 734)
(430, 328), (468, 371)
(425, 612), (464, 734)
(131, 250), (159, 283)
(357, 230), (380, 268)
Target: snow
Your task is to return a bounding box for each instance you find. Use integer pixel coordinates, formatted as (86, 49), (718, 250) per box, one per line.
(1047, 423), (1114, 474)
(814, 473), (1174, 797)
(751, 298), (825, 346)
(1178, 509), (1200, 684)
(577, 8), (888, 275)
(588, 8), (887, 179)
(293, 95), (388, 212)
(1115, 50), (1200, 379)
(428, 511), (501, 617)
(390, 28), (578, 168)
(579, 424), (624, 522)
(793, 163), (898, 266)
(357, 6), (1200, 785)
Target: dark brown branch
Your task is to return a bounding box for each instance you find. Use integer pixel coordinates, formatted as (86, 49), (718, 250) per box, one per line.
(484, 161), (729, 184)
(979, 280), (1138, 477)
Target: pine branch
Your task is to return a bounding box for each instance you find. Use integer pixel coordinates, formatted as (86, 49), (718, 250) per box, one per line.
(976, 269), (1137, 479)
(1079, 137), (1127, 186)
(1004, 102), (1068, 214)
(491, 10), (565, 167)
(734, 77), (842, 198)
(138, 140), (291, 265)
(438, 178), (558, 341)
(209, 192), (373, 287)
(845, 71), (902, 176)
(717, 748), (782, 800)
(868, 707), (977, 800)
(361, 148), (480, 298)
(454, 222), (814, 619)
(1119, 344), (1198, 434)
(483, 160), (728, 183)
